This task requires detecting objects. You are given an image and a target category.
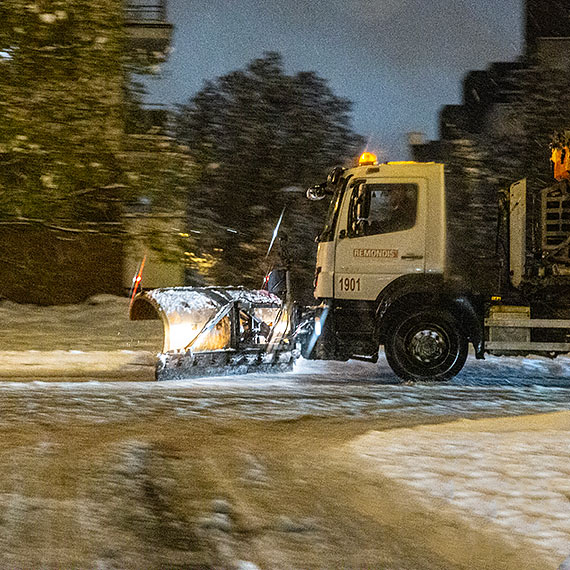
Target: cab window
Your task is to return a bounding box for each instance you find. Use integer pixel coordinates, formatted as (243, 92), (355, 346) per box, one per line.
(349, 183), (418, 236)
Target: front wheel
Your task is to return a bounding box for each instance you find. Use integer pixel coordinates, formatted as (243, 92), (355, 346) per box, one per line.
(384, 309), (468, 382)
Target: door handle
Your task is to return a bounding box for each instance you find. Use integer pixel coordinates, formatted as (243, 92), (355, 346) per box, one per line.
(401, 254), (424, 260)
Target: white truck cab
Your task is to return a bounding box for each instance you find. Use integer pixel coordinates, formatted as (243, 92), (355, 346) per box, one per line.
(314, 158), (446, 301)
(305, 152), (479, 382)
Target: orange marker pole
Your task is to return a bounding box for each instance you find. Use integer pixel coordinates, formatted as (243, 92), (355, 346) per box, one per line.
(129, 255), (146, 308)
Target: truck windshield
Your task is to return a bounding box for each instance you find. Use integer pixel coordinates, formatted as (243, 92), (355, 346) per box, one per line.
(318, 176), (350, 242)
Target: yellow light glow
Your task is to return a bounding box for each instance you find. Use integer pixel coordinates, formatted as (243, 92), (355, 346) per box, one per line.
(167, 319), (231, 352)
(162, 306), (283, 353)
(269, 309), (289, 341)
(552, 146), (570, 181)
(358, 152), (378, 166)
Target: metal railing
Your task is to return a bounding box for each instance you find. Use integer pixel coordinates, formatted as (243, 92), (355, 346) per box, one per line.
(125, 1), (167, 22)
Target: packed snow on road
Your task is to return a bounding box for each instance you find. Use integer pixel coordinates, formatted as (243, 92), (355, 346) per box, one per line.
(0, 295), (568, 569)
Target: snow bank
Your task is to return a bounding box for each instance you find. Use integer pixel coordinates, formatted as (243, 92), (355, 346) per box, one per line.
(0, 351), (155, 380)
(350, 412), (570, 567)
(0, 295), (162, 352)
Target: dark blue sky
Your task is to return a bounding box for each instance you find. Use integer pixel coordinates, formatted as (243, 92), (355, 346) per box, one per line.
(145, 0), (523, 158)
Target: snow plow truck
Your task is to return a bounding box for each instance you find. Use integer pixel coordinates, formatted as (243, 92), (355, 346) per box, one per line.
(130, 147), (570, 382)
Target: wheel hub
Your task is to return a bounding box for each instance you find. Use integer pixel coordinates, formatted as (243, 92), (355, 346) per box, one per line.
(409, 328), (447, 363)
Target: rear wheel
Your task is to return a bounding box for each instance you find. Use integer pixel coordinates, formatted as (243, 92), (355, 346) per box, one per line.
(384, 309), (468, 382)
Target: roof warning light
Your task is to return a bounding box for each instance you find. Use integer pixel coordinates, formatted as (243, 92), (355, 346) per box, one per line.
(358, 152), (377, 166)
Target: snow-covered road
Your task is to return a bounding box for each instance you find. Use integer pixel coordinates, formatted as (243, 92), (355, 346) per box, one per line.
(0, 355), (568, 425)
(0, 295), (569, 568)
(0, 359), (567, 569)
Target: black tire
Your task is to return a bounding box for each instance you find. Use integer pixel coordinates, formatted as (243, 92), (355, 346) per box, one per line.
(384, 309), (468, 382)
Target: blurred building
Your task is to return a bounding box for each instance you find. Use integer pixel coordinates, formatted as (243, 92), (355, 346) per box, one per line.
(122, 1), (187, 291)
(525, 0), (570, 56)
(124, 0), (173, 54)
(0, 0), (188, 304)
(409, 0), (570, 292)
(121, 131), (189, 292)
(411, 0), (570, 161)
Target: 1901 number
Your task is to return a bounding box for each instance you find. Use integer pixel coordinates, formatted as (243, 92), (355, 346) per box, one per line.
(338, 276), (361, 292)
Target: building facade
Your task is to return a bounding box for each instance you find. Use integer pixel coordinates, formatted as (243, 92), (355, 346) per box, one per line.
(410, 0), (570, 292)
(0, 0), (187, 303)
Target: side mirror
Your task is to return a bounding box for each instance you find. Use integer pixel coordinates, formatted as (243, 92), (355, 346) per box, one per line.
(306, 183), (328, 201)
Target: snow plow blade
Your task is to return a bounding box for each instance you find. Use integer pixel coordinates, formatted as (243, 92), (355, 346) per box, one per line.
(129, 287), (297, 380)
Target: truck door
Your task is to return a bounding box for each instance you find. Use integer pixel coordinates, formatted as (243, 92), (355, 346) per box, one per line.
(334, 179), (427, 300)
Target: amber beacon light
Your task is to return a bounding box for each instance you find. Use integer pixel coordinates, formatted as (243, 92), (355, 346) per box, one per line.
(358, 151), (378, 166)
